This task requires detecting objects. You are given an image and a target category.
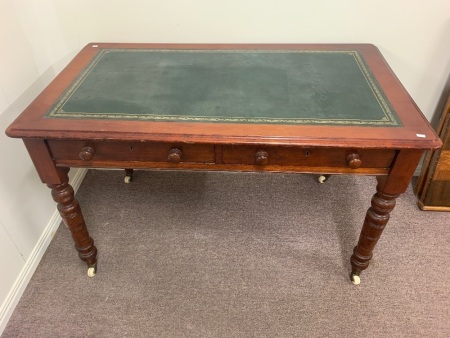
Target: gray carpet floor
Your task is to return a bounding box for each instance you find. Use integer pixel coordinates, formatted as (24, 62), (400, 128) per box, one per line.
(3, 170), (450, 337)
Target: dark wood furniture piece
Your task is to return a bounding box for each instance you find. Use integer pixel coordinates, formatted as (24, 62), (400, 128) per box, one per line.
(6, 43), (441, 284)
(415, 93), (450, 211)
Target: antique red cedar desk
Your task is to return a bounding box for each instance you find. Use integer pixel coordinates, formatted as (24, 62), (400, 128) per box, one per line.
(6, 43), (441, 284)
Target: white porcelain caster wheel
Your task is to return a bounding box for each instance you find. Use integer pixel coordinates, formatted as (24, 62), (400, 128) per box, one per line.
(351, 274), (361, 285)
(318, 175), (327, 183)
(124, 175), (131, 184)
(87, 266), (97, 278)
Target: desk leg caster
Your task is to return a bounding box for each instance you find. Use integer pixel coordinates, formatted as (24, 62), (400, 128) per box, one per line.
(350, 273), (361, 285)
(124, 169), (134, 184)
(87, 264), (97, 278)
(318, 175), (330, 183)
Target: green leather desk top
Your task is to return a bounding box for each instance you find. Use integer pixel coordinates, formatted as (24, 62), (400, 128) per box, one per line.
(45, 49), (401, 126)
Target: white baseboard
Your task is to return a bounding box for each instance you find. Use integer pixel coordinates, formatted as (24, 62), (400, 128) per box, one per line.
(0, 168), (88, 335)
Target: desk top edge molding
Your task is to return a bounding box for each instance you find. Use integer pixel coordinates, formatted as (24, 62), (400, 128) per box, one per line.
(5, 42), (441, 151)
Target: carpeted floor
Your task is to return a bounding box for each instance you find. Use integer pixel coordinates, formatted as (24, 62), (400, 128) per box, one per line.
(2, 170), (450, 337)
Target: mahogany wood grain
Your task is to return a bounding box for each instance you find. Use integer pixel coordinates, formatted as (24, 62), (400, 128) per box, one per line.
(415, 93), (450, 210)
(48, 140), (215, 163)
(6, 43), (442, 282)
(55, 161), (392, 175)
(6, 44), (441, 151)
(222, 145), (395, 168)
(350, 150), (424, 276)
(48, 168), (97, 268)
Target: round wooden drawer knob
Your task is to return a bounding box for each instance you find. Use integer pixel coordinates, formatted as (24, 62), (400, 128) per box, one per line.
(168, 148), (182, 163)
(255, 150), (269, 165)
(347, 153), (362, 169)
(79, 146), (95, 161)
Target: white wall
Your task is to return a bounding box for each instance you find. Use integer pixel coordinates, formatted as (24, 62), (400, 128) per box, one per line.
(1, 0), (450, 333)
(0, 0), (87, 332)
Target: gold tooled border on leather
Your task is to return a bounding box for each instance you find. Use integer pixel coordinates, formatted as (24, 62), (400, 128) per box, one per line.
(45, 49), (402, 127)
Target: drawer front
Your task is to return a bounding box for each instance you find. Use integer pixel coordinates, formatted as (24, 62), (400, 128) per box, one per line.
(48, 140), (215, 164)
(222, 145), (396, 169)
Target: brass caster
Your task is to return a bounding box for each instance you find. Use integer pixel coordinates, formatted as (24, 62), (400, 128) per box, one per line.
(124, 175), (132, 184)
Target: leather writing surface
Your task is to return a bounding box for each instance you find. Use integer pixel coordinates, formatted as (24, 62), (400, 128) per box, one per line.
(46, 49), (401, 126)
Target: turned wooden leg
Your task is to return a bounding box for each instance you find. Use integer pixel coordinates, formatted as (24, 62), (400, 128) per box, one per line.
(349, 150), (424, 284)
(48, 169), (97, 276)
(350, 180), (399, 283)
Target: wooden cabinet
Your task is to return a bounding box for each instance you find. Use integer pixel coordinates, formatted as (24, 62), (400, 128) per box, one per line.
(416, 94), (450, 211)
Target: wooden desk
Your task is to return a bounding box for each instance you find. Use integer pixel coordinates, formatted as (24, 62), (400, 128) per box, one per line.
(6, 43), (441, 284)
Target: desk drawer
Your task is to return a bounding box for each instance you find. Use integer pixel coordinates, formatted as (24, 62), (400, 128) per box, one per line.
(222, 145), (396, 169)
(48, 140), (215, 164)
